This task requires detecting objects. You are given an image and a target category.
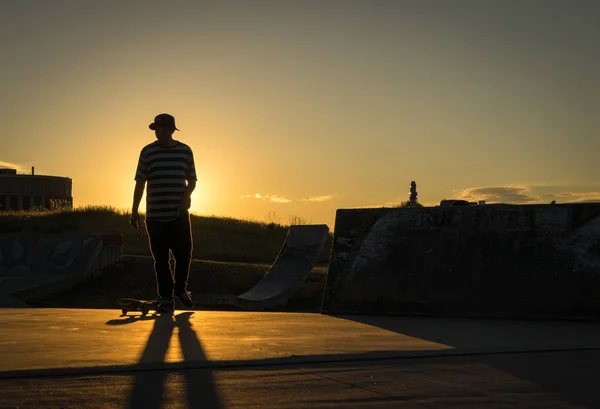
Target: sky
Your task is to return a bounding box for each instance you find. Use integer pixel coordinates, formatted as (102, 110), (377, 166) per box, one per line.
(1, 0), (599, 228)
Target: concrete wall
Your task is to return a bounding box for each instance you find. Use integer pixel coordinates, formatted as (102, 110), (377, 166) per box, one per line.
(0, 233), (123, 303)
(89, 235), (124, 278)
(321, 203), (600, 319)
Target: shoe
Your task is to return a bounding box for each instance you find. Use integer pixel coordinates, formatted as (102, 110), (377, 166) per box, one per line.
(175, 291), (195, 309)
(153, 297), (174, 312)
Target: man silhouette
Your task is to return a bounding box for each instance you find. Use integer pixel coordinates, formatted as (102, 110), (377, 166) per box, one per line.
(130, 113), (197, 311)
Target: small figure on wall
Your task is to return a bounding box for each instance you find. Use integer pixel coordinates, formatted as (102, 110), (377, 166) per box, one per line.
(409, 181), (418, 207)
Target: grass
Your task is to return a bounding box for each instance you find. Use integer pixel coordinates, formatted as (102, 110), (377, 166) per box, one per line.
(29, 255), (329, 312)
(0, 206), (334, 264)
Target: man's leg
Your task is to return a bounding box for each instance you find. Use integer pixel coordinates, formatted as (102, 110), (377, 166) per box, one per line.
(171, 210), (194, 306)
(146, 220), (174, 299)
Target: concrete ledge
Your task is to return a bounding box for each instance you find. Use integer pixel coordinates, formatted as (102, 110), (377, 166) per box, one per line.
(321, 203), (600, 319)
(0, 294), (30, 308)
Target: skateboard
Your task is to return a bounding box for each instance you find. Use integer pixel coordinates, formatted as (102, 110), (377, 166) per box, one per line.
(117, 298), (172, 315)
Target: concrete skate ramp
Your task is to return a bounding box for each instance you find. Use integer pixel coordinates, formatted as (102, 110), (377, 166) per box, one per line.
(321, 203), (600, 319)
(196, 224), (329, 310)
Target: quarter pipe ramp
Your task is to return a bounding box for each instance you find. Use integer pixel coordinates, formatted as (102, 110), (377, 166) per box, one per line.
(196, 224), (330, 311)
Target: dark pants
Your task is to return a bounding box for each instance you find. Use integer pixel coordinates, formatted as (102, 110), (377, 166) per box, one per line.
(145, 211), (193, 298)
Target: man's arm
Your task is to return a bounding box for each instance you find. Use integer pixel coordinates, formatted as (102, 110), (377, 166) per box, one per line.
(132, 180), (145, 213)
(182, 147), (197, 209)
(132, 148), (148, 214)
(130, 180), (145, 229)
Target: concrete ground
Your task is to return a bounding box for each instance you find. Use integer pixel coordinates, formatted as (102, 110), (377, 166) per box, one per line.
(1, 308), (599, 408)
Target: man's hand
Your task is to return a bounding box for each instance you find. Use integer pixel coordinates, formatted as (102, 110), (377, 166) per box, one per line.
(180, 194), (191, 211)
(130, 210), (141, 229)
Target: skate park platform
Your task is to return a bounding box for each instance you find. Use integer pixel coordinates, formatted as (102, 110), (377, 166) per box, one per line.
(1, 308), (600, 408)
(2, 203), (600, 407)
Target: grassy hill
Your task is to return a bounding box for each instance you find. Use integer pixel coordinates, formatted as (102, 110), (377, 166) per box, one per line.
(0, 206), (334, 264)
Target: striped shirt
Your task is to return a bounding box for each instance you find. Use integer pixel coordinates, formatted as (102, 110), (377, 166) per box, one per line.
(134, 141), (197, 221)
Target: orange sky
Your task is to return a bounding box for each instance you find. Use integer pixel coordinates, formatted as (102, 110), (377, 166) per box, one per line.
(1, 1), (599, 228)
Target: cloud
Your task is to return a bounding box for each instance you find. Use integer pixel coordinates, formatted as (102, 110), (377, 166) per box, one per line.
(456, 185), (600, 204)
(0, 160), (27, 172)
(240, 193), (292, 203)
(240, 193), (337, 204)
(456, 186), (540, 204)
(269, 196), (292, 203)
(302, 195), (335, 203)
(544, 191), (600, 203)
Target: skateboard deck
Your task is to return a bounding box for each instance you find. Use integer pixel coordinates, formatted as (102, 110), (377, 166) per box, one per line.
(117, 297), (171, 315)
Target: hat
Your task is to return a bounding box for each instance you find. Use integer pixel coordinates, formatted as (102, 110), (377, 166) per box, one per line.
(149, 113), (179, 131)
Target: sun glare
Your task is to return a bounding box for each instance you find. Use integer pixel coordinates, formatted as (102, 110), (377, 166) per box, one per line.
(189, 177), (210, 215)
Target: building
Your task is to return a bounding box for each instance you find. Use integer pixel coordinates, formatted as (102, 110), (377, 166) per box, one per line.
(0, 167), (72, 211)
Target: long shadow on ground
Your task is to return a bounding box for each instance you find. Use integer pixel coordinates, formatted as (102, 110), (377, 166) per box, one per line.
(127, 312), (222, 409)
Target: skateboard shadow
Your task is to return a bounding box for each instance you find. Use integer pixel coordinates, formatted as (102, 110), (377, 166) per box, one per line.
(106, 311), (175, 325)
(105, 312), (169, 326)
(127, 311), (222, 409)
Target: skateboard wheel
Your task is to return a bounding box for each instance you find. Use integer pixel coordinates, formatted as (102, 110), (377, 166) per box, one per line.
(141, 307), (150, 315)
(121, 308), (128, 315)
